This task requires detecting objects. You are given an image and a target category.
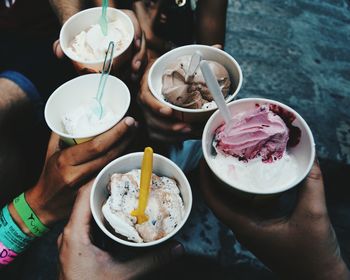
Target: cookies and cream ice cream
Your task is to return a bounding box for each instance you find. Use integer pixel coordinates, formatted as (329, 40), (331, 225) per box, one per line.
(67, 19), (129, 61)
(102, 169), (185, 243)
(212, 105), (301, 191)
(62, 99), (115, 136)
(162, 55), (231, 109)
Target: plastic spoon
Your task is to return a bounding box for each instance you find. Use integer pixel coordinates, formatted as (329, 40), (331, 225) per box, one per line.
(94, 41), (114, 119)
(200, 60), (232, 128)
(185, 51), (202, 82)
(99, 0), (108, 36)
(131, 147), (153, 224)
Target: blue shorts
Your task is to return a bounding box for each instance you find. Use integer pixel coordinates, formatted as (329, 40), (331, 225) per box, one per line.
(169, 139), (203, 173)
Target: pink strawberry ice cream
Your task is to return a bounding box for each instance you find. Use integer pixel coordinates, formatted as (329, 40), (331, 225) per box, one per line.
(215, 105), (289, 162)
(211, 104), (303, 192)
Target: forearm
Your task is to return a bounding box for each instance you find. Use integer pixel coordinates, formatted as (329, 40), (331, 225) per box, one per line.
(49, 0), (83, 24)
(196, 0), (228, 46)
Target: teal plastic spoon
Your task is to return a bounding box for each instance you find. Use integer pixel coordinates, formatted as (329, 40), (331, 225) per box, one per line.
(99, 0), (108, 36)
(94, 41), (114, 119)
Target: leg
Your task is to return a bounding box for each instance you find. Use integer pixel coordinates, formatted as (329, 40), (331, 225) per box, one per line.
(0, 77), (41, 206)
(0, 77), (31, 126)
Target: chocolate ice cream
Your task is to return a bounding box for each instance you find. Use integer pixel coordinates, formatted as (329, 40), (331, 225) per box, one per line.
(162, 55), (231, 109)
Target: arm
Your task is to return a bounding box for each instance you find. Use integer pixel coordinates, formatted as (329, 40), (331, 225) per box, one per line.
(196, 0), (228, 47)
(133, 0), (176, 55)
(49, 0), (83, 24)
(50, 1), (147, 81)
(0, 117), (137, 265)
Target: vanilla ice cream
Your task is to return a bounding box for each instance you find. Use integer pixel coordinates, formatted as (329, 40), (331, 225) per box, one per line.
(61, 99), (115, 136)
(162, 55), (231, 109)
(102, 169), (185, 243)
(67, 19), (130, 61)
(212, 151), (298, 192)
(212, 104), (301, 192)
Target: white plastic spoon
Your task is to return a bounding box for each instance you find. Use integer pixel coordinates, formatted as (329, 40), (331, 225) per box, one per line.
(200, 60), (232, 128)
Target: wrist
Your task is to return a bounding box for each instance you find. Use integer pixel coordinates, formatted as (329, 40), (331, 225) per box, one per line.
(322, 258), (350, 280)
(284, 256), (350, 280)
(8, 203), (35, 238)
(11, 192), (50, 237)
(146, 50), (159, 63)
(25, 187), (55, 227)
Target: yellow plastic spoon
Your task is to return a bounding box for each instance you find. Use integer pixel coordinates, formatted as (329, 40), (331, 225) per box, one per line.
(131, 147), (153, 224)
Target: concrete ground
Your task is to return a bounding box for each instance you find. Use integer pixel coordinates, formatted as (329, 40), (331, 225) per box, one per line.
(225, 0), (350, 271)
(2, 0), (350, 279)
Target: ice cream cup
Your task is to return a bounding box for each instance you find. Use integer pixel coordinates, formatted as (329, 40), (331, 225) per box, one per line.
(148, 44), (243, 123)
(202, 98), (316, 197)
(44, 73), (130, 146)
(90, 152), (193, 247)
(60, 7), (134, 73)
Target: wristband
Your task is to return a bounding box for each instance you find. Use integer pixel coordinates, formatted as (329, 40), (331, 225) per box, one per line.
(0, 205), (33, 254)
(0, 241), (18, 266)
(13, 193), (49, 237)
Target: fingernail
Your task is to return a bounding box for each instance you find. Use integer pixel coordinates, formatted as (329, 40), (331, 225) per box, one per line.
(125, 117), (135, 126)
(159, 107), (172, 115)
(181, 127), (191, 133)
(135, 39), (141, 49)
(171, 243), (184, 257)
(135, 60), (141, 70)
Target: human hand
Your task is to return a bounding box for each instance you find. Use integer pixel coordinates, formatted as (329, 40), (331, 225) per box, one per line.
(133, 0), (176, 54)
(121, 9), (147, 81)
(53, 9), (147, 81)
(138, 60), (201, 142)
(25, 117), (137, 226)
(58, 181), (184, 280)
(199, 160), (350, 280)
(137, 43), (222, 143)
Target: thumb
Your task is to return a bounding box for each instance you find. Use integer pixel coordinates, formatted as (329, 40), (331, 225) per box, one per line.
(45, 132), (60, 162)
(293, 158), (327, 219)
(65, 180), (94, 236)
(53, 39), (65, 59)
(123, 241), (184, 278)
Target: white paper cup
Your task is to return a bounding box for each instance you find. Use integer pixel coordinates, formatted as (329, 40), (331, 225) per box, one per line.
(202, 98), (315, 195)
(60, 7), (134, 73)
(148, 44), (243, 123)
(90, 152), (193, 247)
(44, 74), (130, 145)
